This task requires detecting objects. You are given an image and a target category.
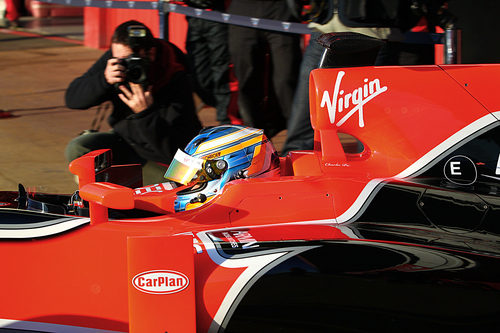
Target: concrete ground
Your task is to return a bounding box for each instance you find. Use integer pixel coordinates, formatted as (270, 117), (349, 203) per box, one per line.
(0, 17), (286, 194)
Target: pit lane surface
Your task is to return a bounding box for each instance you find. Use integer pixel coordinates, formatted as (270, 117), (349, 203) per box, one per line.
(1, 21), (101, 194)
(0, 18), (286, 194)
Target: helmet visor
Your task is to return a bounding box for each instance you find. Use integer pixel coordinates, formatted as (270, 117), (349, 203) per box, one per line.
(164, 149), (204, 185)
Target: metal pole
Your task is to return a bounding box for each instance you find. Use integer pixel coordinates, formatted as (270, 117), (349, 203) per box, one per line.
(158, 0), (168, 40)
(444, 28), (462, 64)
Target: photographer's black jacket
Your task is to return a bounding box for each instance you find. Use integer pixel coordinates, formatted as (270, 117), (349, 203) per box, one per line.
(65, 40), (202, 164)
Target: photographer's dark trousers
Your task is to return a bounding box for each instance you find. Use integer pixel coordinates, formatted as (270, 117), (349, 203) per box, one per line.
(65, 130), (144, 165)
(65, 130), (168, 185)
(228, 0), (301, 137)
(186, 17), (231, 124)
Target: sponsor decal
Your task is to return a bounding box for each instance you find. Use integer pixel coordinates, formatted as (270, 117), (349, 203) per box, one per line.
(444, 155), (477, 186)
(151, 1), (158, 9)
(204, 151), (222, 159)
(132, 270), (189, 295)
(212, 230), (259, 249)
(321, 71), (388, 128)
(105, 0), (112, 7)
(127, 1), (135, 8)
(176, 149), (204, 169)
(325, 162), (350, 167)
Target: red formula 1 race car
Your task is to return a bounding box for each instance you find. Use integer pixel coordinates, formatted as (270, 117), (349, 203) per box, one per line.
(1, 33), (500, 332)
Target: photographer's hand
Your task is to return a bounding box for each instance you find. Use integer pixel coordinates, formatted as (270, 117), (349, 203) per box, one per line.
(118, 83), (153, 113)
(105, 58), (126, 85)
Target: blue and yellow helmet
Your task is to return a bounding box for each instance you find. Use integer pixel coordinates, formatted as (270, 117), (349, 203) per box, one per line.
(164, 125), (280, 212)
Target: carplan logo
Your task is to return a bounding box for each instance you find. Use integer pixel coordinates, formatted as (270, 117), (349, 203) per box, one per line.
(321, 71), (388, 128)
(132, 270), (189, 294)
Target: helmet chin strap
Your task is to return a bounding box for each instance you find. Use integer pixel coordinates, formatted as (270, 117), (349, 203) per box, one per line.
(190, 193), (207, 204)
(235, 169), (248, 179)
(197, 159), (228, 182)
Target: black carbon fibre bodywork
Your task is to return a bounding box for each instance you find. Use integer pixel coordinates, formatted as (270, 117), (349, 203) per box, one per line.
(226, 243), (499, 332)
(224, 209), (500, 332)
(224, 176), (500, 332)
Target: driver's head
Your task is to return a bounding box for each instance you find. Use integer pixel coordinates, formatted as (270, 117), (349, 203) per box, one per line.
(164, 125), (281, 212)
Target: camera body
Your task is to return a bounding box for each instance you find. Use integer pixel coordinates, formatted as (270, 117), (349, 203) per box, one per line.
(118, 55), (149, 85)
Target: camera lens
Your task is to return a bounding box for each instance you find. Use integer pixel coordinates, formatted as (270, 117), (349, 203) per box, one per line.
(127, 65), (144, 83)
(122, 56), (149, 85)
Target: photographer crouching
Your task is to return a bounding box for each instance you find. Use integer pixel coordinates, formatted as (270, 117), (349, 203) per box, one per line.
(65, 20), (202, 184)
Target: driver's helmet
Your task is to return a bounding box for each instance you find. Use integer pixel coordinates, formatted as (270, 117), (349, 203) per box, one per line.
(164, 125), (280, 212)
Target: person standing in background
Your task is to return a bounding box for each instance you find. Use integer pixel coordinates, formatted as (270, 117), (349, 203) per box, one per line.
(281, 0), (434, 155)
(228, 0), (302, 138)
(184, 0), (234, 125)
